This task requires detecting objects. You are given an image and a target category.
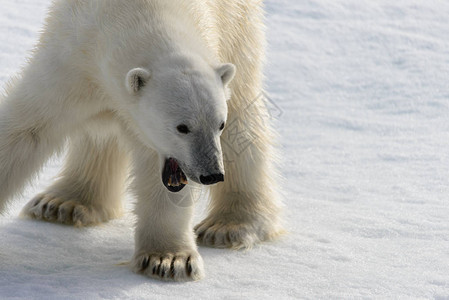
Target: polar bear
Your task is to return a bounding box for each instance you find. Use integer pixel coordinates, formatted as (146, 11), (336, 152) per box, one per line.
(0, 0), (283, 281)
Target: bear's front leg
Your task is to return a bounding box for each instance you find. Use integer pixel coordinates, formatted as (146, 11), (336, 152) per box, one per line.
(130, 144), (204, 281)
(195, 100), (285, 249)
(193, 0), (285, 250)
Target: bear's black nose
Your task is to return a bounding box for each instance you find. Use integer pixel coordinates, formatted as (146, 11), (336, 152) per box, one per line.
(199, 173), (224, 185)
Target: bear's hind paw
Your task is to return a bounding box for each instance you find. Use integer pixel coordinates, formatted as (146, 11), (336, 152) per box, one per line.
(21, 193), (115, 226)
(195, 217), (284, 250)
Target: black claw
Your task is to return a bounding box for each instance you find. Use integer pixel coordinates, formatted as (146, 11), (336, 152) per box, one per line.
(186, 256), (192, 276)
(141, 257), (149, 270)
(156, 258), (162, 276)
(152, 265), (157, 275)
(42, 203), (48, 211)
(32, 198), (41, 207)
(170, 257), (176, 278)
(72, 210), (78, 221)
(161, 268), (165, 277)
(225, 232), (232, 244)
(197, 231), (204, 241)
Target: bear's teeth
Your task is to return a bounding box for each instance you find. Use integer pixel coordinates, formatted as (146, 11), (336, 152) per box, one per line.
(169, 175), (181, 187)
(167, 171), (187, 186)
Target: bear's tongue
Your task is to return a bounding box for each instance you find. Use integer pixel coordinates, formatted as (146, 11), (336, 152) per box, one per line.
(162, 158), (188, 192)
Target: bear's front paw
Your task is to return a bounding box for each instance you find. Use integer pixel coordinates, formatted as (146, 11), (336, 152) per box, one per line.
(21, 193), (112, 226)
(132, 251), (204, 282)
(195, 216), (284, 249)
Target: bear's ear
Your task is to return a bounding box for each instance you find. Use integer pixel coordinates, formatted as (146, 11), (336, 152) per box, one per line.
(126, 68), (151, 95)
(216, 63), (236, 87)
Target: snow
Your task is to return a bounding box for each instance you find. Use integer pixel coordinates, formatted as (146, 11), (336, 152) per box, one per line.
(1, 0), (449, 298)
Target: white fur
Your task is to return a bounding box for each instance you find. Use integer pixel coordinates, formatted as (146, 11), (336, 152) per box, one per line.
(0, 0), (284, 281)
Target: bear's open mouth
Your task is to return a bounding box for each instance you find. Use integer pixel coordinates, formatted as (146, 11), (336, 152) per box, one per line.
(162, 158), (188, 192)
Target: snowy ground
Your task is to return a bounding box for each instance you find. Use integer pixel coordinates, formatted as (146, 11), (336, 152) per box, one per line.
(1, 0), (449, 299)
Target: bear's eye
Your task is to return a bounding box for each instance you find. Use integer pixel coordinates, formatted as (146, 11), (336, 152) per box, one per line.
(219, 122), (225, 131)
(177, 124), (190, 134)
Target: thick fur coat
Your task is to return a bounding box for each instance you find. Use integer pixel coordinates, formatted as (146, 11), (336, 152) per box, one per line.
(0, 0), (283, 281)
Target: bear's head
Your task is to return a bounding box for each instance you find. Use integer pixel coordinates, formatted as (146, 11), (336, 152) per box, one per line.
(124, 54), (236, 192)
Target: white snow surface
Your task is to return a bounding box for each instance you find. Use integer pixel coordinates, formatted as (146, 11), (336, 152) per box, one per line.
(1, 0), (449, 299)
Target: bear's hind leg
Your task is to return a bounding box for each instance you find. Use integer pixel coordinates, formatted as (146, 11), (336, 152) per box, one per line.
(0, 100), (67, 213)
(0, 71), (90, 213)
(22, 116), (129, 226)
